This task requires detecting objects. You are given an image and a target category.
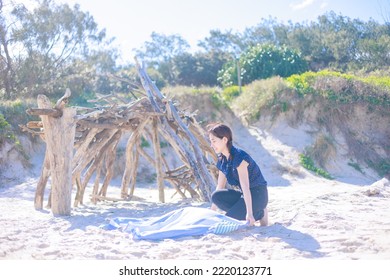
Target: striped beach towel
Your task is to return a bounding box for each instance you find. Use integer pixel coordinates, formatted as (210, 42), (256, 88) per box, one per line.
(102, 207), (248, 240)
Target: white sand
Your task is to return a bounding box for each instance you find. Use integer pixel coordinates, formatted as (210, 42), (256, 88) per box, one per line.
(1, 122), (389, 261)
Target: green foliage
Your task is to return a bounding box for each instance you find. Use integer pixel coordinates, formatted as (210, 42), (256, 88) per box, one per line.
(299, 154), (334, 179)
(367, 159), (390, 178)
(134, 32), (190, 65)
(286, 70), (390, 106)
(0, 0), (116, 101)
(141, 137), (150, 148)
(231, 76), (292, 122)
(0, 112), (27, 161)
(221, 86), (241, 102)
(0, 100), (35, 162)
(0, 99), (36, 128)
(146, 68), (167, 89)
(172, 51), (230, 87)
(348, 162), (364, 174)
(218, 44), (307, 87)
(307, 134), (336, 168)
(0, 113), (13, 145)
(68, 91), (96, 107)
(160, 141), (169, 148)
(163, 85), (227, 110)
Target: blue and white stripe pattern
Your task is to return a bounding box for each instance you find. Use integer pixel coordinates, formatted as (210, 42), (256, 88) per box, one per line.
(102, 207), (248, 240)
(211, 220), (248, 235)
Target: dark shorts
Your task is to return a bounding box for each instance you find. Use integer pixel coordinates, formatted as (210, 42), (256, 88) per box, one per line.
(211, 186), (268, 221)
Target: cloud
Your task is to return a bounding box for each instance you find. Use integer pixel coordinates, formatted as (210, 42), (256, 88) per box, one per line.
(320, 1), (329, 9)
(290, 0), (315, 10)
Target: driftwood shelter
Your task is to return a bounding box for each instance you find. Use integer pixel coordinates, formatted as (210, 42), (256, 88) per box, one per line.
(21, 59), (218, 215)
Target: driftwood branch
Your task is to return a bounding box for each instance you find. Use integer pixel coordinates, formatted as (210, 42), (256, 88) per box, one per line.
(22, 59), (217, 211)
(26, 108), (63, 118)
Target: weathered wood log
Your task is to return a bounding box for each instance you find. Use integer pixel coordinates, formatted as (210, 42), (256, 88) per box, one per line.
(152, 117), (165, 203)
(26, 108), (63, 118)
(34, 152), (50, 210)
(37, 93), (76, 216)
(135, 59), (216, 201)
(166, 101), (215, 200)
(98, 130), (122, 197)
(72, 129), (119, 203)
(91, 159), (104, 204)
(121, 119), (149, 198)
(26, 121), (43, 129)
(72, 129), (117, 181)
(128, 137), (140, 198)
(73, 129), (122, 206)
(54, 88), (71, 110)
(18, 124), (44, 136)
(72, 128), (101, 166)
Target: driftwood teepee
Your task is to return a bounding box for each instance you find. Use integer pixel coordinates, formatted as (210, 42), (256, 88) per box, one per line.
(21, 59), (218, 215)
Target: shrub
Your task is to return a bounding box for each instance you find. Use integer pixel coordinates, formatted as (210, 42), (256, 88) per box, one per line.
(0, 113), (14, 145)
(218, 44), (307, 87)
(307, 134), (336, 168)
(286, 70), (390, 106)
(221, 86), (241, 102)
(231, 76), (292, 122)
(299, 153), (334, 179)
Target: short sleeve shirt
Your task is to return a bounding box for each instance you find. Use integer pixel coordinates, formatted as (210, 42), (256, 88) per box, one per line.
(216, 145), (267, 189)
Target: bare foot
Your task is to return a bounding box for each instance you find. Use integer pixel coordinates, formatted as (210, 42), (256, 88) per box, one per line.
(260, 208), (268, 226)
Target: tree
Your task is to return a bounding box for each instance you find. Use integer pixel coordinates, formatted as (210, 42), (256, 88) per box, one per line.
(197, 29), (243, 57)
(241, 17), (291, 48)
(170, 51), (229, 86)
(218, 44), (307, 87)
(8, 0), (111, 98)
(0, 0), (14, 99)
(133, 32), (190, 84)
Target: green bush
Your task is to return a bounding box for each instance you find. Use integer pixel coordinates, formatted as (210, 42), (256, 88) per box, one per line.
(286, 70), (390, 106)
(0, 113), (13, 145)
(218, 44), (307, 87)
(163, 85), (227, 112)
(299, 153), (333, 179)
(367, 159), (390, 178)
(0, 113), (26, 161)
(0, 99), (37, 128)
(221, 86), (241, 102)
(68, 91), (97, 107)
(348, 162), (364, 174)
(141, 137), (150, 148)
(231, 76), (292, 122)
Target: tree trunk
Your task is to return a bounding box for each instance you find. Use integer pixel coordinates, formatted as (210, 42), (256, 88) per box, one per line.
(37, 94), (76, 216)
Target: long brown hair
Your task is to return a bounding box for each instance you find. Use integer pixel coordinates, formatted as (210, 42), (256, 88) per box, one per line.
(207, 123), (233, 152)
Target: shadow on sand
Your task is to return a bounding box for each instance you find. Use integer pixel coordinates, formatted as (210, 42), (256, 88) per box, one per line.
(251, 223), (325, 258)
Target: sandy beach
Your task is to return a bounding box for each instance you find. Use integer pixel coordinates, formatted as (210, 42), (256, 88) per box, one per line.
(1, 175), (389, 260)
(1, 119), (389, 261)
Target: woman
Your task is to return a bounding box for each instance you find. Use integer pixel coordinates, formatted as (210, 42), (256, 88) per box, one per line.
(207, 123), (268, 226)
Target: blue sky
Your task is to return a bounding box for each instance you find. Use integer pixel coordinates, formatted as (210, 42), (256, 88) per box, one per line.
(54, 0), (389, 63)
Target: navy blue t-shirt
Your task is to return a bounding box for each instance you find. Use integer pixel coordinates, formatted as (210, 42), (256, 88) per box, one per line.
(216, 145), (267, 189)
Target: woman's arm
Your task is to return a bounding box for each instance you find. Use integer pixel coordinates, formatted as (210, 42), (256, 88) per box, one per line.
(237, 160), (255, 226)
(216, 170), (227, 190)
(210, 171), (227, 211)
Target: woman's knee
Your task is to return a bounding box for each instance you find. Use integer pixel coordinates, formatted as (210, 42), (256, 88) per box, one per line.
(211, 189), (225, 205)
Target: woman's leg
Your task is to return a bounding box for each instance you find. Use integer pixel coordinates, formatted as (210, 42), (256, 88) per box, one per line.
(260, 208), (268, 226)
(212, 187), (268, 222)
(211, 188), (255, 221)
(250, 187), (268, 221)
(211, 189), (242, 213)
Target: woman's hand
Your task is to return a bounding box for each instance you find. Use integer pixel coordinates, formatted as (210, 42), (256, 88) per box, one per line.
(246, 213), (256, 226)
